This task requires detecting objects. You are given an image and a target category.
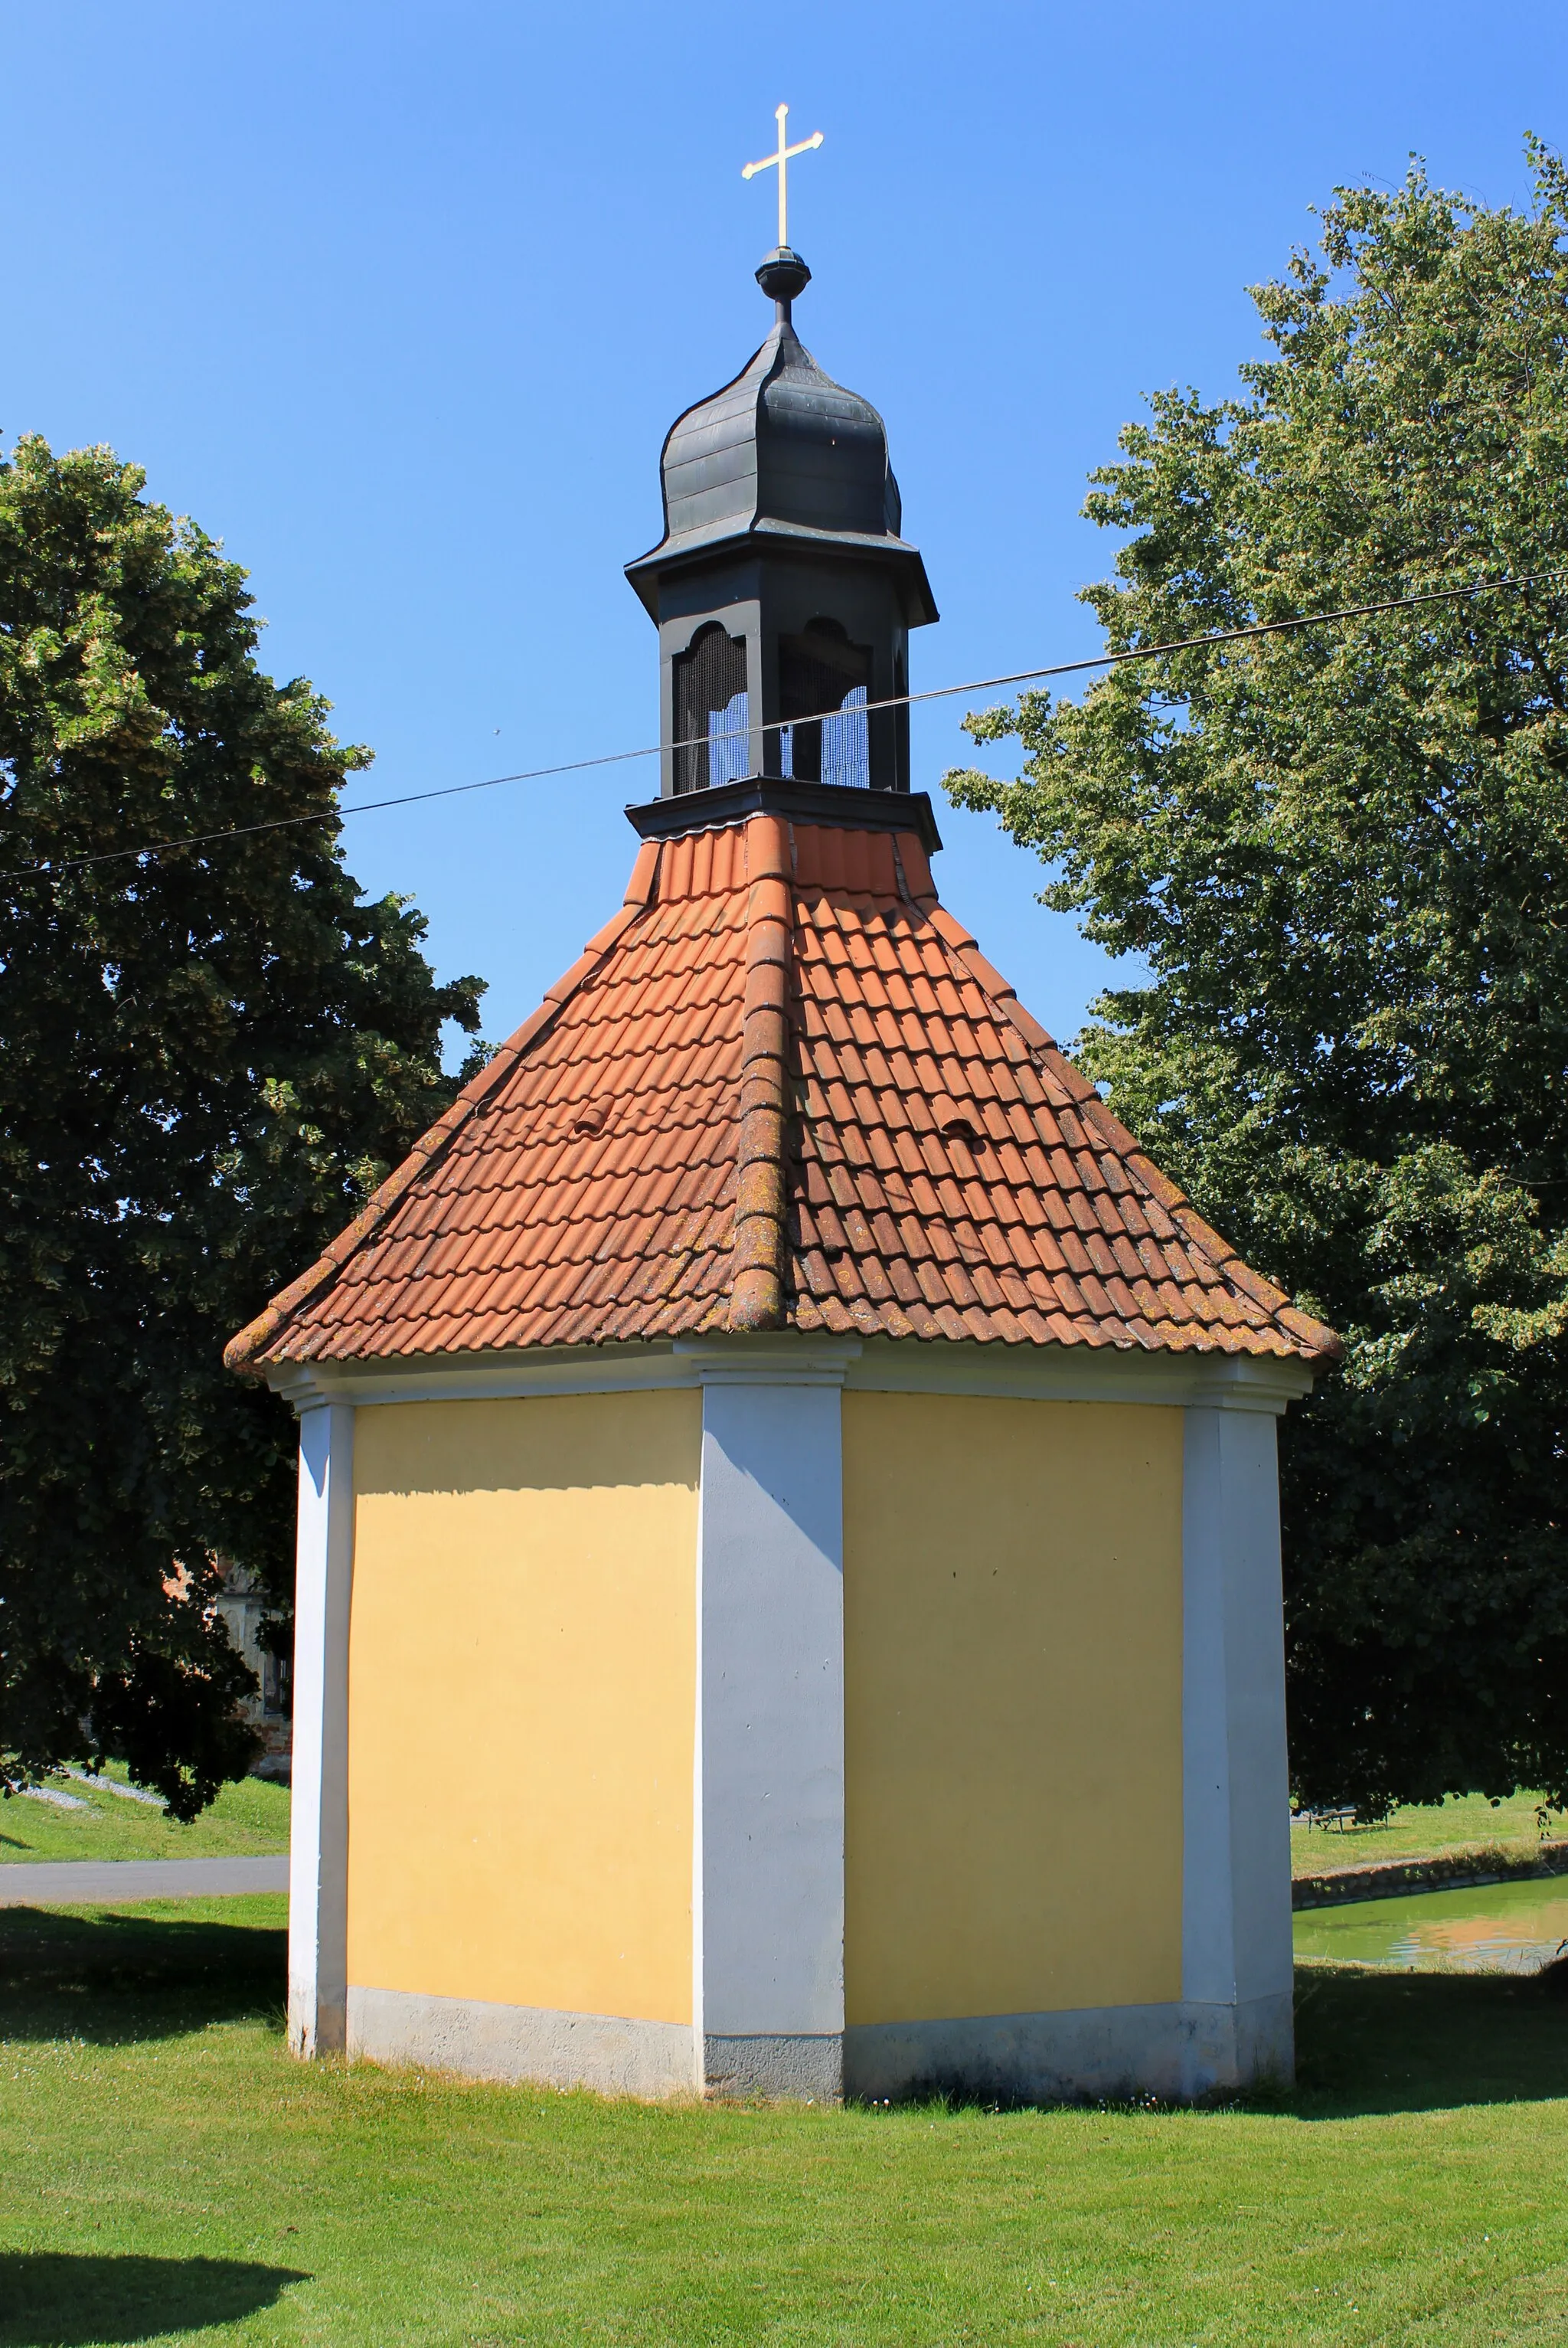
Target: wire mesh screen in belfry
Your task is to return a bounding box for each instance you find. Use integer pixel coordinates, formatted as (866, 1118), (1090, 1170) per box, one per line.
(779, 624), (871, 786)
(674, 626), (750, 792)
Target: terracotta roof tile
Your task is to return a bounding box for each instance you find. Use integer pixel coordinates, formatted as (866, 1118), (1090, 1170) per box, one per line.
(226, 805), (1341, 1372)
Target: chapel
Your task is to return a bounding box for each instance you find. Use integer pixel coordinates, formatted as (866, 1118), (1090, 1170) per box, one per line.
(228, 220), (1339, 2104)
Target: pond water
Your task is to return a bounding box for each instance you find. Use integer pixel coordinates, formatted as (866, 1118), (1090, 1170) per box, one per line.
(1294, 1873), (1568, 1972)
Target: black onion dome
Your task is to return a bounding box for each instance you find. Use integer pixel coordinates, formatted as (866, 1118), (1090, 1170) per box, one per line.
(661, 318), (896, 545)
(626, 255), (936, 625)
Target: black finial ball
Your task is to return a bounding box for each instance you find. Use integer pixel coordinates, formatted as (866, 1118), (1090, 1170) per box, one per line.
(756, 247), (812, 306)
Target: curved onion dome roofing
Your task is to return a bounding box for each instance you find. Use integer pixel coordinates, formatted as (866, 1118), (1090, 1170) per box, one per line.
(626, 274), (936, 625)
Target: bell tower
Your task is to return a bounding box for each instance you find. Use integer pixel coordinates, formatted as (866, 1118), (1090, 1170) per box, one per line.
(626, 244), (937, 797)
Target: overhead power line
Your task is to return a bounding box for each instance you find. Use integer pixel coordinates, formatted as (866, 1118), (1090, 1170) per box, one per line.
(4, 567), (1565, 885)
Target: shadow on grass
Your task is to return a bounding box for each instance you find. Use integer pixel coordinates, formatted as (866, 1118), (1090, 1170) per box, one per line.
(1292, 1960), (1568, 2116)
(0, 1906), (285, 2045)
(0, 2254), (308, 2344)
(4, 1908), (1563, 2123)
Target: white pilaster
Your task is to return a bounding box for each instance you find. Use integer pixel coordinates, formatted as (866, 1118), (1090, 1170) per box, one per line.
(691, 1362), (847, 2099)
(1181, 1406), (1295, 2081)
(288, 1401), (355, 2057)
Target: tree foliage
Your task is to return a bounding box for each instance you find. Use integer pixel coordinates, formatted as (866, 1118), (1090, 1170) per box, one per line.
(0, 437), (483, 1814)
(947, 146), (1568, 1813)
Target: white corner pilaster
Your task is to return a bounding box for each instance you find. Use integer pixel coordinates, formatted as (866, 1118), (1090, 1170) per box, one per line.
(1181, 1406), (1295, 2083)
(682, 1339), (851, 2101)
(288, 1401), (355, 2058)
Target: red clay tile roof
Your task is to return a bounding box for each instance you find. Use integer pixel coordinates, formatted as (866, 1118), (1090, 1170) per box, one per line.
(226, 806), (1340, 1370)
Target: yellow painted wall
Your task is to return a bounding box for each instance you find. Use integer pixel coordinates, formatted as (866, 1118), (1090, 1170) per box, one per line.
(842, 1389), (1184, 2024)
(347, 1390), (700, 2023)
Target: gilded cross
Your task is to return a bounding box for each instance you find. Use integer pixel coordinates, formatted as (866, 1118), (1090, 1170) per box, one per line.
(741, 104), (823, 250)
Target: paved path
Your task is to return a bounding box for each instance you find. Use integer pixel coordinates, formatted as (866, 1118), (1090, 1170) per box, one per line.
(0, 1856), (288, 1904)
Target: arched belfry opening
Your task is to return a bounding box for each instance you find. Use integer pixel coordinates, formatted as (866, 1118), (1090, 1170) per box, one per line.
(779, 619), (869, 786)
(673, 624), (750, 793)
(626, 246), (937, 797)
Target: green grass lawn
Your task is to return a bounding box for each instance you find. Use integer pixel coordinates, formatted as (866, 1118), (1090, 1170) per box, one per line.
(0, 1766), (289, 1863)
(1, 1899), (1566, 2343)
(1292, 1788), (1563, 1879)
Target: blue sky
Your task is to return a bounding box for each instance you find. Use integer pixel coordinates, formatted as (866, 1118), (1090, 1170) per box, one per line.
(3, 2), (1566, 1058)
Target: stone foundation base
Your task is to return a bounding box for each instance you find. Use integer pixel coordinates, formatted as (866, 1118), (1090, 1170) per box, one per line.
(345, 1985), (694, 2098)
(701, 2032), (843, 2101)
(341, 1985), (1291, 2105)
(844, 1991), (1293, 2104)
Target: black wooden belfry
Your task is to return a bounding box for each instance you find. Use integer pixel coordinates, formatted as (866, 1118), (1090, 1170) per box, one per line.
(626, 248), (937, 797)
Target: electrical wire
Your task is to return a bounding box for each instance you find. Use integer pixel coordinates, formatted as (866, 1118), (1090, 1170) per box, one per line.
(3, 566), (1565, 885)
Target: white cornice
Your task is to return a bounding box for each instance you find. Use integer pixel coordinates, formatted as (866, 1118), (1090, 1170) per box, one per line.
(672, 1336), (862, 1385)
(843, 1337), (1314, 1415)
(266, 1332), (1315, 1418)
(263, 1342), (697, 1414)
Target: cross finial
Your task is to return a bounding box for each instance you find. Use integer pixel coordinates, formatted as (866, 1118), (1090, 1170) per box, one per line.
(741, 103), (823, 253)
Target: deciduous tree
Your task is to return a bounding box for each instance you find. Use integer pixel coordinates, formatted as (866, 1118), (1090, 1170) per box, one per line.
(948, 148), (1568, 1812)
(0, 436), (484, 1813)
